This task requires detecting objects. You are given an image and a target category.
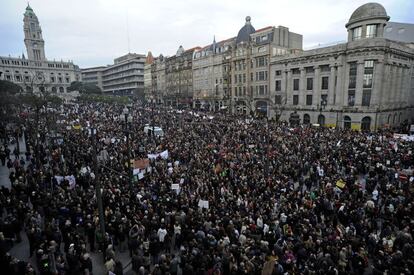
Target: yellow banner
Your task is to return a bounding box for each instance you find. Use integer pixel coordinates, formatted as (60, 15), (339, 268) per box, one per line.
(336, 179), (346, 189)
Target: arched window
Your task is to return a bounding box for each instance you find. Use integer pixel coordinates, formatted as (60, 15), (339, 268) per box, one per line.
(387, 114), (392, 124)
(303, 114), (310, 124)
(317, 114), (325, 126)
(398, 112), (402, 123)
(361, 116), (371, 131)
(393, 114), (397, 124)
(51, 87), (57, 93)
(59, 87), (64, 93)
(343, 116), (351, 129)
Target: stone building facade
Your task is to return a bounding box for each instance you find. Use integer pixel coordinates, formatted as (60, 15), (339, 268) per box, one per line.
(164, 46), (200, 107)
(192, 37), (233, 111)
(192, 17), (303, 113)
(0, 5), (81, 93)
(143, 51), (154, 100)
(151, 55), (167, 104)
(270, 3), (414, 130)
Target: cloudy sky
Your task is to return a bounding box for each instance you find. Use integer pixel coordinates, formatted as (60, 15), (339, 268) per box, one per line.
(1, 0), (413, 68)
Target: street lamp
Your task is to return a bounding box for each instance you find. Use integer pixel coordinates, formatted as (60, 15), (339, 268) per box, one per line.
(122, 107), (133, 188)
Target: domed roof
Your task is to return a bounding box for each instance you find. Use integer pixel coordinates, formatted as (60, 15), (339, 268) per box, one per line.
(236, 16), (255, 44)
(347, 3), (389, 27)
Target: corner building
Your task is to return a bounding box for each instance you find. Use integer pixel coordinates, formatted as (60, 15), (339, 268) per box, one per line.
(270, 3), (414, 130)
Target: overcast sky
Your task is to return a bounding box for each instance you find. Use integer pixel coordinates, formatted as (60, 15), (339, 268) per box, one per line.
(1, 0), (413, 68)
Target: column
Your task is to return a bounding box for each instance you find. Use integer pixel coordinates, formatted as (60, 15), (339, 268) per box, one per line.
(354, 61), (365, 106)
(328, 65), (336, 106)
(400, 66), (408, 108)
(383, 63), (392, 109)
(388, 65), (396, 108)
(370, 60), (384, 108)
(314, 66), (321, 107)
(396, 66), (404, 108)
(299, 68), (305, 106)
(285, 70), (292, 105)
(337, 64), (346, 107)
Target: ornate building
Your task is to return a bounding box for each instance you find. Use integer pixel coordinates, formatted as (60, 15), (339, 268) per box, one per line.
(270, 3), (414, 130)
(151, 54), (167, 104)
(192, 17), (303, 113)
(0, 5), (81, 93)
(164, 46), (200, 107)
(144, 51), (154, 100)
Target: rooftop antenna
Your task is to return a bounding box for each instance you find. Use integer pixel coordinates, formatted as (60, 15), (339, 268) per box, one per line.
(126, 8), (131, 54)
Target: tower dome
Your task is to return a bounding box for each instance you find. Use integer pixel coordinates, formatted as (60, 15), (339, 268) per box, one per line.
(346, 2), (389, 27)
(346, 3), (390, 42)
(236, 16), (255, 44)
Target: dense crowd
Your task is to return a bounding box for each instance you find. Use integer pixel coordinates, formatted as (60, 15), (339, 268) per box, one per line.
(0, 102), (413, 275)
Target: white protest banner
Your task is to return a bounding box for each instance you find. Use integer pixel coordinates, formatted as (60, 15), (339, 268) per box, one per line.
(198, 199), (209, 209)
(171, 184), (180, 190)
(133, 169), (140, 176)
(148, 153), (159, 160)
(160, 150), (169, 160)
(138, 172), (144, 180)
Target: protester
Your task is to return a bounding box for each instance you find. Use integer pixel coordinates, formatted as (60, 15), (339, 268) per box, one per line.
(0, 101), (413, 275)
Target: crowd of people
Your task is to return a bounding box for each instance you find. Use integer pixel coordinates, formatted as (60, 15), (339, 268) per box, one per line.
(0, 101), (413, 275)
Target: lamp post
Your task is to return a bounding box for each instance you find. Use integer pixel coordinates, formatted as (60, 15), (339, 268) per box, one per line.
(91, 127), (105, 235)
(122, 107), (133, 189)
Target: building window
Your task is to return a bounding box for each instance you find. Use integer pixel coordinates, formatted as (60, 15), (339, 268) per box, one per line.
(293, 79), (299, 91)
(58, 77), (63, 83)
(348, 62), (357, 89)
(256, 56), (267, 67)
(243, 74), (246, 83)
(275, 70), (281, 76)
(321, 76), (329, 90)
(293, 95), (299, 105)
(366, 24), (377, 38)
(362, 89), (371, 106)
(275, 95), (282, 105)
(321, 94), (328, 106)
(66, 77), (70, 83)
(275, 80), (281, 91)
(51, 77), (55, 83)
(306, 78), (313, 90)
(305, 67), (314, 74)
(292, 68), (300, 75)
(348, 90), (355, 106)
(352, 26), (362, 41)
(306, 95), (313, 105)
(363, 74), (373, 88)
(258, 85), (267, 95)
(320, 65), (330, 72)
(257, 71), (267, 81)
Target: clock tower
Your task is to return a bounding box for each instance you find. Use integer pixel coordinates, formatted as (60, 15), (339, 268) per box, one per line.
(23, 4), (46, 61)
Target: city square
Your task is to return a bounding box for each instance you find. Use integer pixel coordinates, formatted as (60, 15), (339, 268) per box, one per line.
(0, 1), (414, 274)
